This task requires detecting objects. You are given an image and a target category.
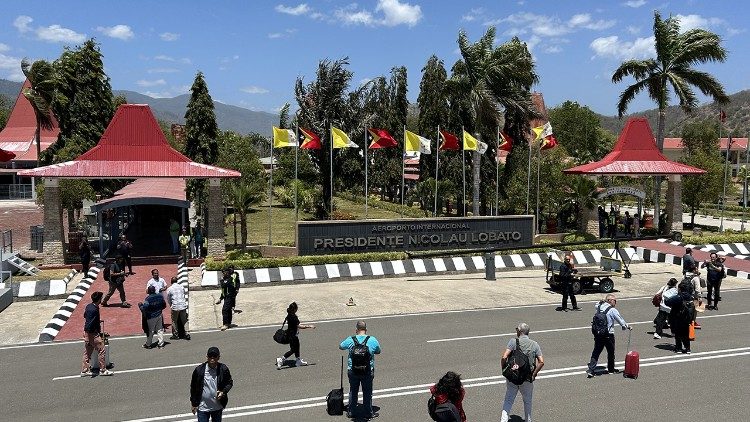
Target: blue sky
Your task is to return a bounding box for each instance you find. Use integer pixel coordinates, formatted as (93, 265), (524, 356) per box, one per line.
(0, 0), (747, 117)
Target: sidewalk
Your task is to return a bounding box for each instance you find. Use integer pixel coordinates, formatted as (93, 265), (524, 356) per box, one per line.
(631, 239), (750, 277)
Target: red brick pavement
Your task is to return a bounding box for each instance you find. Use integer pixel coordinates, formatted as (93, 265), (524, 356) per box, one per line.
(631, 239), (750, 274)
(55, 263), (179, 341)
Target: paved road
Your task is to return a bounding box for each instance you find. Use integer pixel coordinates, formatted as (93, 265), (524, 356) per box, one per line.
(1, 284), (749, 421)
(620, 205), (747, 231)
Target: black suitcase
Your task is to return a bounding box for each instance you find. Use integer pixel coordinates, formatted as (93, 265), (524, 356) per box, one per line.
(326, 355), (345, 415)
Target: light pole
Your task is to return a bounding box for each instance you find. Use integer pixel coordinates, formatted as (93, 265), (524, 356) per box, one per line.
(719, 136), (733, 232)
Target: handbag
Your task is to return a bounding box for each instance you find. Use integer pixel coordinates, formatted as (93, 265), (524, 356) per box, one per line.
(699, 277), (706, 288)
(652, 292), (662, 307)
(273, 317), (290, 344)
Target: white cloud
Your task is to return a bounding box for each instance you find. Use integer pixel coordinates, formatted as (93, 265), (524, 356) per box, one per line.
(0, 43), (9, 53)
(14, 16), (33, 33)
(543, 45), (562, 54)
(142, 84), (190, 99)
(147, 67), (179, 73)
(268, 28), (297, 39)
(36, 24), (87, 43)
(568, 13), (591, 27)
(136, 79), (166, 87)
(491, 12), (614, 38)
(462, 8), (484, 22)
(160, 32), (180, 41)
(275, 3), (310, 16)
(0, 52), (25, 82)
(155, 54), (175, 61)
(97, 24), (134, 40)
(590, 35), (655, 60)
(568, 13), (615, 30)
(675, 14), (724, 32)
(241, 86), (269, 94)
(376, 0), (422, 27)
(627, 25), (640, 35)
(623, 0), (646, 7)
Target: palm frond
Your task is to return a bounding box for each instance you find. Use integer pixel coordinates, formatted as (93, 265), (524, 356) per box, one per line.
(673, 68), (730, 104)
(674, 29), (728, 66)
(616, 79), (650, 117)
(666, 73), (698, 112)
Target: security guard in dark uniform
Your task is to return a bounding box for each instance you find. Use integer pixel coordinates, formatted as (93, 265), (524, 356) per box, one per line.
(556, 256), (581, 311)
(216, 267), (240, 330)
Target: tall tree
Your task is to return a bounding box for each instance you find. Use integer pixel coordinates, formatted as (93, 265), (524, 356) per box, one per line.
(0, 95), (10, 129)
(20, 58), (56, 167)
(184, 71), (219, 211)
(548, 101), (616, 164)
(417, 55), (449, 184)
(612, 11), (729, 230)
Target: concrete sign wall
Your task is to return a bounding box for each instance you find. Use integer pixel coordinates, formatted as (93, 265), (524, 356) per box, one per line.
(297, 216), (534, 256)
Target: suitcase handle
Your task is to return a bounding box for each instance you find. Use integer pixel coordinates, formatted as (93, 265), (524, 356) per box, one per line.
(626, 327), (632, 353)
(340, 355), (344, 389)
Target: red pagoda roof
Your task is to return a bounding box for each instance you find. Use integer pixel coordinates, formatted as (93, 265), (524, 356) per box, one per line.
(563, 118), (705, 175)
(0, 79), (60, 162)
(18, 104), (240, 179)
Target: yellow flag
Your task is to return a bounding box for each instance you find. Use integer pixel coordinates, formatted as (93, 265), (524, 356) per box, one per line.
(463, 130), (478, 151)
(405, 130), (432, 154)
(331, 126), (358, 149)
(273, 126), (298, 148)
(532, 122), (553, 141)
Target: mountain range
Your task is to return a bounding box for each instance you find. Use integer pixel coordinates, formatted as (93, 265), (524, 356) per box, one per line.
(2, 78), (748, 138)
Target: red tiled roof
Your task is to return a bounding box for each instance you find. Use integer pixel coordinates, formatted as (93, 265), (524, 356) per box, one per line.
(663, 137), (749, 151)
(90, 178), (188, 212)
(0, 79), (60, 162)
(564, 118), (705, 175)
(18, 104), (240, 178)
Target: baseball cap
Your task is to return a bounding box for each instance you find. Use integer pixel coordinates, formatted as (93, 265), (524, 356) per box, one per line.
(207, 347), (220, 358)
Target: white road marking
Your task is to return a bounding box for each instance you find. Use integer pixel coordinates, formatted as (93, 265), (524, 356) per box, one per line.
(52, 362), (200, 381)
(124, 346), (750, 421)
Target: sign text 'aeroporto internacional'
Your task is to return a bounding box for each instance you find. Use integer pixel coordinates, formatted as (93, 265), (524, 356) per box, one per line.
(296, 216), (534, 255)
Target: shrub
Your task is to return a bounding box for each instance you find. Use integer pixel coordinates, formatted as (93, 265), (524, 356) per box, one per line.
(683, 232), (750, 245)
(225, 249), (262, 260)
(331, 210), (357, 220)
(206, 251), (409, 270)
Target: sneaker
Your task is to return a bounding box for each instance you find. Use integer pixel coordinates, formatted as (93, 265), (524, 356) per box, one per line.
(368, 412), (379, 419)
(346, 410), (353, 418)
(80, 370), (92, 377)
(169, 335), (180, 340)
(295, 358), (309, 367)
(674, 348), (682, 353)
(184, 334), (191, 340)
(157, 342), (165, 348)
(121, 302), (132, 308)
(586, 371), (594, 378)
(142, 343), (152, 349)
(220, 325), (228, 331)
(608, 369), (621, 374)
(100, 369), (114, 376)
(276, 357), (284, 370)
(686, 350), (692, 354)
(653, 333), (661, 339)
(572, 307), (582, 311)
(555, 307), (566, 312)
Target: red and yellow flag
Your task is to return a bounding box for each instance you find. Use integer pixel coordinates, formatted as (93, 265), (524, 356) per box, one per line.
(540, 134), (557, 150)
(299, 127), (322, 150)
(439, 130), (460, 151)
(368, 128), (397, 149)
(498, 131), (513, 152)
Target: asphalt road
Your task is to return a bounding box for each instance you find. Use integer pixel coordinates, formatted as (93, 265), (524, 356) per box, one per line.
(2, 287), (750, 422)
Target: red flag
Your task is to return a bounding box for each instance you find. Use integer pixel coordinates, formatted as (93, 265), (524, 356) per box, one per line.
(299, 127), (321, 150)
(719, 110), (727, 123)
(367, 128), (397, 149)
(540, 134), (557, 151)
(0, 148), (15, 162)
(439, 130), (460, 151)
(498, 131), (513, 152)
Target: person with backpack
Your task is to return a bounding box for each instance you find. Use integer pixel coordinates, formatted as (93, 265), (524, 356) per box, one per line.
(681, 269), (703, 329)
(339, 320), (381, 420)
(275, 302), (315, 368)
(586, 294), (631, 378)
(500, 323), (543, 422)
(428, 371), (466, 422)
(653, 278), (678, 339)
(666, 282), (696, 354)
(102, 256), (131, 308)
(702, 253), (726, 310)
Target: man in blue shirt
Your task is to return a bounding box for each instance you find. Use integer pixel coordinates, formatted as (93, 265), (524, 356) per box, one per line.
(339, 321), (381, 420)
(587, 294), (631, 378)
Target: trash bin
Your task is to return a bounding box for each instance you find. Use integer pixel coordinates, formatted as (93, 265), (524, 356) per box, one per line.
(30, 225), (43, 252)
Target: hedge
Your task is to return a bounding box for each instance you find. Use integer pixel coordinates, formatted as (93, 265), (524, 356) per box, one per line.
(682, 232), (750, 246)
(205, 251), (409, 270)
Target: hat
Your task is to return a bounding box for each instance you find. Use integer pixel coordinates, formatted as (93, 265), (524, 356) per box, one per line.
(207, 346), (220, 358)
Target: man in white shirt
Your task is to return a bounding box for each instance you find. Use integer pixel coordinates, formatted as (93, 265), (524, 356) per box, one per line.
(146, 269), (167, 299)
(167, 276), (190, 340)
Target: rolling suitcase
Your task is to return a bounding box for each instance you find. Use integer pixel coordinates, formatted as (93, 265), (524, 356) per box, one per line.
(623, 329), (639, 379)
(90, 320), (112, 371)
(326, 355), (345, 415)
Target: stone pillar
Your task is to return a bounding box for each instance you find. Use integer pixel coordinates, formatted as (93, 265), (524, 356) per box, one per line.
(206, 178), (225, 259)
(43, 178), (65, 265)
(666, 175), (683, 234)
(584, 205), (600, 238)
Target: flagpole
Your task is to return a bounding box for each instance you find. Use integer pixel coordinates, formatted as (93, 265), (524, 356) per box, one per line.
(462, 126), (466, 217)
(495, 125), (500, 216)
(401, 125), (406, 217)
(434, 125), (440, 217)
(294, 125), (299, 222)
(364, 127), (368, 219)
(267, 137), (274, 246)
(535, 144), (541, 234)
(329, 122), (333, 220)
(526, 135), (532, 215)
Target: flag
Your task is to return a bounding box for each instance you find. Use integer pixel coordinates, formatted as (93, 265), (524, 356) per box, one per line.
(540, 134), (557, 150)
(331, 126), (358, 149)
(272, 126), (298, 148)
(0, 148), (15, 162)
(367, 128), (397, 149)
(405, 130), (432, 154)
(720, 110), (727, 123)
(463, 130), (479, 151)
(478, 140), (488, 154)
(299, 127), (321, 150)
(498, 131), (513, 152)
(439, 130), (460, 150)
(532, 122), (553, 141)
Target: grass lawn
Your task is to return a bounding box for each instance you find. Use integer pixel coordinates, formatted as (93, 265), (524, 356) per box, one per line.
(226, 196), (407, 246)
(6, 268), (75, 282)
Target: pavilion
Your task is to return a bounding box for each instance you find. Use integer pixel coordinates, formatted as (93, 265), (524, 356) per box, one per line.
(18, 104), (240, 264)
(563, 117), (705, 237)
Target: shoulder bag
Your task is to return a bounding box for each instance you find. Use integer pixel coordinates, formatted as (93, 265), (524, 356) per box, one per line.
(273, 317), (290, 344)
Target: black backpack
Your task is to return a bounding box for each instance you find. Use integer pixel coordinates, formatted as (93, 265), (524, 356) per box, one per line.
(428, 395), (460, 421)
(591, 303), (613, 337)
(103, 265), (111, 281)
(675, 299), (696, 325)
(350, 336), (371, 376)
(502, 338), (532, 386)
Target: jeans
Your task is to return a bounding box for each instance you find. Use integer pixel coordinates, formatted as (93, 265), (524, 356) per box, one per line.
(348, 370), (374, 416)
(221, 296), (235, 326)
(196, 409), (222, 422)
(588, 334), (616, 373)
(145, 315), (164, 347)
(103, 281), (126, 304)
(81, 331), (105, 372)
(171, 309), (188, 338)
(654, 310), (669, 336)
(500, 381), (534, 422)
(561, 280), (577, 309)
(707, 280), (722, 306)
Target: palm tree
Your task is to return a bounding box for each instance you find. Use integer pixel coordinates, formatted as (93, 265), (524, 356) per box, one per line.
(230, 181), (263, 249)
(565, 176), (598, 232)
(451, 28), (539, 215)
(21, 58), (56, 167)
(612, 11), (729, 231)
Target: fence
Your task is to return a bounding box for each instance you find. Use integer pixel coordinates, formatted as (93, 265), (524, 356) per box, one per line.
(0, 184), (33, 200)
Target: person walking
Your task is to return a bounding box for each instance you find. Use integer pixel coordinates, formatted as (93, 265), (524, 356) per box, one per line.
(586, 294), (631, 378)
(624, 211), (633, 238)
(653, 278), (678, 339)
(102, 256), (131, 308)
(194, 222), (205, 258)
(702, 253), (726, 310)
(167, 275), (190, 340)
(190, 347), (233, 422)
(117, 234), (134, 275)
(339, 320), (381, 420)
(666, 282), (696, 354)
(598, 206), (607, 238)
(555, 256), (580, 312)
(500, 323), (544, 422)
(633, 212), (640, 238)
(80, 291), (113, 377)
(276, 302), (315, 368)
(215, 268), (240, 331)
(429, 371), (466, 422)
(179, 227), (191, 263)
(139, 285), (166, 349)
(79, 237), (91, 276)
(682, 248), (697, 276)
